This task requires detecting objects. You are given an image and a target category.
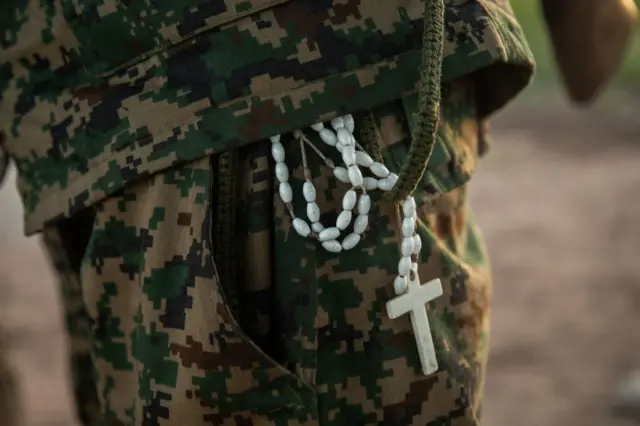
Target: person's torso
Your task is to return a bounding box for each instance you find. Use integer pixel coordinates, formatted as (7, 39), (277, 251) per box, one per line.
(0, 0), (534, 234)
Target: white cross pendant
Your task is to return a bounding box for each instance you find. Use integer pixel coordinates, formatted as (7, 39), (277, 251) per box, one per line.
(386, 271), (443, 375)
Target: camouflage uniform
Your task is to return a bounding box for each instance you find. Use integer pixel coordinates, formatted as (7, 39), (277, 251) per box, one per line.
(0, 1), (535, 425)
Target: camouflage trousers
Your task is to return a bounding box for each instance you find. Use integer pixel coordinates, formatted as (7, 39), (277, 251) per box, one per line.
(41, 80), (492, 426)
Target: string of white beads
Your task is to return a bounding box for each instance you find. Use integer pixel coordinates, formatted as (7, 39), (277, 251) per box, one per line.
(268, 115), (421, 295)
(392, 197), (423, 295)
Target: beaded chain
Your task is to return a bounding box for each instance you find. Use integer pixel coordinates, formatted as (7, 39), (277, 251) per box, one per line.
(269, 114), (422, 296)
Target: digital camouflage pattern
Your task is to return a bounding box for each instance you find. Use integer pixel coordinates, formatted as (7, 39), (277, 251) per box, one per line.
(43, 79), (496, 425)
(0, 0), (532, 234)
(2, 0), (536, 425)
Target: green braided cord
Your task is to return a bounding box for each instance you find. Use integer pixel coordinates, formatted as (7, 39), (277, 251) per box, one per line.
(358, 110), (383, 162)
(214, 150), (239, 317)
(384, 0), (444, 202)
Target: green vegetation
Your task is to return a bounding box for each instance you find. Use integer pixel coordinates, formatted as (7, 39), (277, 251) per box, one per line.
(510, 0), (640, 89)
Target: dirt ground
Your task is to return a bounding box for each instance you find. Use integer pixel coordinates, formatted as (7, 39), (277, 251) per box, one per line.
(1, 96), (639, 426)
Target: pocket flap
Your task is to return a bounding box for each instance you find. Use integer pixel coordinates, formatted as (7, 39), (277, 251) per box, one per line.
(61, 0), (295, 75)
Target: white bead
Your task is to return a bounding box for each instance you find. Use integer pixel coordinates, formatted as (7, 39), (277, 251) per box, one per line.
(402, 217), (415, 237)
(377, 173), (399, 191)
(412, 234), (422, 255)
(358, 194), (371, 214)
(275, 162), (289, 183)
(331, 117), (345, 129)
(319, 227), (340, 242)
(353, 214), (368, 234)
(336, 210), (352, 230)
(333, 167), (349, 183)
(307, 202), (321, 222)
(311, 222), (324, 233)
(343, 114), (355, 133)
(271, 141), (285, 162)
(401, 237), (415, 256)
(311, 122), (324, 131)
(398, 256), (412, 276)
(412, 210), (418, 224)
(370, 162), (390, 178)
(337, 128), (352, 146)
(322, 240), (342, 253)
(403, 197), (416, 218)
(342, 233), (361, 250)
(292, 218), (310, 237)
(342, 146), (356, 166)
(335, 143), (344, 153)
(319, 129), (337, 146)
(348, 166), (363, 187)
(364, 177), (377, 190)
(279, 182), (293, 203)
(355, 152), (374, 167)
(394, 276), (408, 294)
(377, 177), (394, 191)
(342, 190), (357, 211)
(303, 181), (316, 202)
(269, 134), (281, 143)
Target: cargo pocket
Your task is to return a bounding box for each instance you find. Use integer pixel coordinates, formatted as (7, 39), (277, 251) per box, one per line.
(75, 156), (314, 424)
(206, 151), (317, 417)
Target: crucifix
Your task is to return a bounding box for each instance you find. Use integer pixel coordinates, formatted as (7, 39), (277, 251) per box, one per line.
(386, 272), (443, 376)
(268, 115), (444, 374)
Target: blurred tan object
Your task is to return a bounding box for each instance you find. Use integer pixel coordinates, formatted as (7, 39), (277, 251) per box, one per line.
(541, 0), (638, 103)
(612, 370), (640, 420)
(0, 337), (23, 426)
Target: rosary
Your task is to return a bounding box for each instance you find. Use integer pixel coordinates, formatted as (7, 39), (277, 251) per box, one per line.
(269, 114), (443, 375)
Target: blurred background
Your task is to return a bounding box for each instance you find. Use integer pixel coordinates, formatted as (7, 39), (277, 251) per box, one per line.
(1, 1), (640, 425)
(477, 2), (640, 425)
